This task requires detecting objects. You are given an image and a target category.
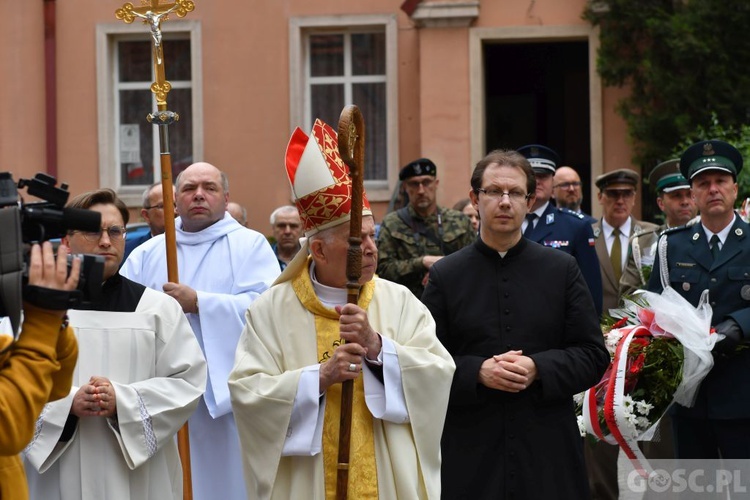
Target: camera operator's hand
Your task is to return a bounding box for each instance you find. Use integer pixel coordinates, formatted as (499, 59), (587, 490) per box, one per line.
(162, 282), (199, 314)
(24, 242), (81, 315)
(713, 319), (744, 358)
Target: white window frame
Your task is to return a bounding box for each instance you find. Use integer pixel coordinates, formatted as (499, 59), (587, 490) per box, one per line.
(290, 15), (398, 202)
(96, 20), (203, 207)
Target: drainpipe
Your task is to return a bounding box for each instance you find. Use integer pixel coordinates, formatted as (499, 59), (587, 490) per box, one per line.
(43, 0), (57, 178)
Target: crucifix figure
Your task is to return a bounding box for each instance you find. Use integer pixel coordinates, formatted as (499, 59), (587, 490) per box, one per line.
(133, 6), (177, 49)
(116, 0), (194, 63)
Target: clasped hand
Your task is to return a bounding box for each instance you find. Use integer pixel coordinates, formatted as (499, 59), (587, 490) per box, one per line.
(318, 304), (382, 393)
(71, 376), (117, 418)
(478, 350), (538, 393)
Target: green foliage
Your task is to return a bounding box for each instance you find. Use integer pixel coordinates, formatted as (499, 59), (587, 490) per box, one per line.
(583, 0), (750, 190)
(670, 113), (750, 200)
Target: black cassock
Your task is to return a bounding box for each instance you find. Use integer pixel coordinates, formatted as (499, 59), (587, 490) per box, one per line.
(423, 237), (608, 500)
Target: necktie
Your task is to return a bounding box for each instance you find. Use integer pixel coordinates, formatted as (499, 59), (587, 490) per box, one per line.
(610, 227), (622, 282)
(523, 213), (537, 237)
(710, 234), (721, 261)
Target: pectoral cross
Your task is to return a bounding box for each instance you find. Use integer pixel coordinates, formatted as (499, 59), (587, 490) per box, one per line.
(115, 0), (195, 107)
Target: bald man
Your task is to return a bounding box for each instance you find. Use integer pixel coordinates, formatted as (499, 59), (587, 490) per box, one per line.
(121, 162), (280, 500)
(553, 166), (595, 223)
(227, 201), (248, 227)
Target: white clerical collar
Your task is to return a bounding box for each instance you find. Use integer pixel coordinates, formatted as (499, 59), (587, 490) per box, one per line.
(701, 216), (735, 246)
(602, 217), (632, 238)
(309, 261), (347, 309)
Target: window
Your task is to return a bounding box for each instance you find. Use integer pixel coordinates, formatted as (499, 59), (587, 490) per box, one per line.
(291, 15), (398, 200)
(97, 21), (203, 206)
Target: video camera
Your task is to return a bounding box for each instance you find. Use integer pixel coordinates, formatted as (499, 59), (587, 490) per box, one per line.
(0, 172), (105, 334)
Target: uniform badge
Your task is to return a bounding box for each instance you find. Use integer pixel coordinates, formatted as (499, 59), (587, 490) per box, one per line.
(546, 213), (555, 224)
(742, 285), (750, 301)
(692, 233), (700, 241)
(676, 262), (696, 268)
(736, 228), (744, 237)
(703, 143), (716, 156)
(682, 282), (691, 292)
(593, 227), (601, 238)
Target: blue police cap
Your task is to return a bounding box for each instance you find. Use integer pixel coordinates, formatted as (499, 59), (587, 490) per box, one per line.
(648, 159), (689, 193)
(516, 144), (560, 174)
(399, 158), (437, 181)
(679, 140), (743, 181)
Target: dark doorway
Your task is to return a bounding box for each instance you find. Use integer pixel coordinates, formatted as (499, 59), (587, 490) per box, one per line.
(484, 41), (592, 214)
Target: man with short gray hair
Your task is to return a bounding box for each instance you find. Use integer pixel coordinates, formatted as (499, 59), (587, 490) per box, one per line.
(269, 205), (302, 270)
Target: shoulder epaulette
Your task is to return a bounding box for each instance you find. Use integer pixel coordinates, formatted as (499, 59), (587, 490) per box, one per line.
(557, 207), (585, 219)
(661, 224), (691, 236)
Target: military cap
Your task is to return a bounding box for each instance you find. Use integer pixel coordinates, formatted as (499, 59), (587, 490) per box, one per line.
(595, 169), (640, 190)
(679, 139), (743, 180)
(648, 159), (689, 193)
(516, 144), (560, 174)
(399, 158), (437, 181)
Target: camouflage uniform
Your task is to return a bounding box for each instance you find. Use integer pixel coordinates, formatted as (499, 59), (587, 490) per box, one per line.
(377, 205), (475, 298)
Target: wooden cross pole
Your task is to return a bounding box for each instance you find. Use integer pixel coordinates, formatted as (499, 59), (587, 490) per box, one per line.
(115, 2), (196, 499)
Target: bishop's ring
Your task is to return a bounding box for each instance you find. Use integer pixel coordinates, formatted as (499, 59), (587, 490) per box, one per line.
(348, 363), (357, 372)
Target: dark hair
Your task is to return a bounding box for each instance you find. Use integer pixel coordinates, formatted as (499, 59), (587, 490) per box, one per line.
(66, 188), (129, 226)
(453, 198), (471, 211)
(470, 150), (536, 195)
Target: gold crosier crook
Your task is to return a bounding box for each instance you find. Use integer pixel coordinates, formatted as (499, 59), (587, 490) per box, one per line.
(335, 105), (365, 500)
(115, 1), (195, 499)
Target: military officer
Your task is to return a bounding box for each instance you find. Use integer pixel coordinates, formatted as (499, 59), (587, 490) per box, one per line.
(619, 159), (697, 297)
(517, 144), (603, 316)
(377, 158), (476, 298)
(648, 139), (750, 459)
(592, 168), (658, 315)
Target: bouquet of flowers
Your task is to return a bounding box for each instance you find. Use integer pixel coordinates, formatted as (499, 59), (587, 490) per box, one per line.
(577, 287), (720, 474)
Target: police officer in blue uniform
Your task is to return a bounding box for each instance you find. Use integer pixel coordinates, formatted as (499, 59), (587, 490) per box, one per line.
(648, 139), (750, 459)
(517, 144), (603, 316)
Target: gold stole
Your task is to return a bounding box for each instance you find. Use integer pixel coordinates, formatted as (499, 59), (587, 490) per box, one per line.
(291, 261), (379, 499)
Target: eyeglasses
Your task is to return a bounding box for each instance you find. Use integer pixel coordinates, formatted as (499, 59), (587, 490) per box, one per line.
(405, 178), (435, 189)
(77, 226), (127, 242)
(475, 188), (531, 203)
(603, 189), (636, 200)
(145, 203), (164, 210)
(554, 181), (582, 190)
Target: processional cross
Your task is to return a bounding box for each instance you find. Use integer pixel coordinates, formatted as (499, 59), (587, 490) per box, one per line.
(116, 0), (195, 107)
(114, 1), (195, 498)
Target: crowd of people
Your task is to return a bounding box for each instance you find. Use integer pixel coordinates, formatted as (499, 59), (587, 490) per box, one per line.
(2, 123), (749, 499)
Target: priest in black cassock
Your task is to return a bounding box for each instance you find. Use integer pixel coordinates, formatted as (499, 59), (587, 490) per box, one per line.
(422, 149), (609, 499)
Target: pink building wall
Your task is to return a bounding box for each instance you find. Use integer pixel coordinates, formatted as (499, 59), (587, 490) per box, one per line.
(1, 0), (636, 230)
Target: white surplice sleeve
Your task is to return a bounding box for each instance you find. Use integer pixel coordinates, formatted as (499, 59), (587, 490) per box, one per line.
(281, 336), (408, 456)
(113, 290), (206, 469)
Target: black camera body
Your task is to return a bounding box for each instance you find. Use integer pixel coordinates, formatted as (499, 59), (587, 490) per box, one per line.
(0, 172), (105, 334)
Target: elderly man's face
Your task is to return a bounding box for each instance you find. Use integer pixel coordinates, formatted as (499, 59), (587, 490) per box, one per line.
(142, 183), (167, 236)
(176, 163), (228, 232)
(315, 216), (378, 288)
(273, 211), (302, 252)
(598, 182), (636, 227)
